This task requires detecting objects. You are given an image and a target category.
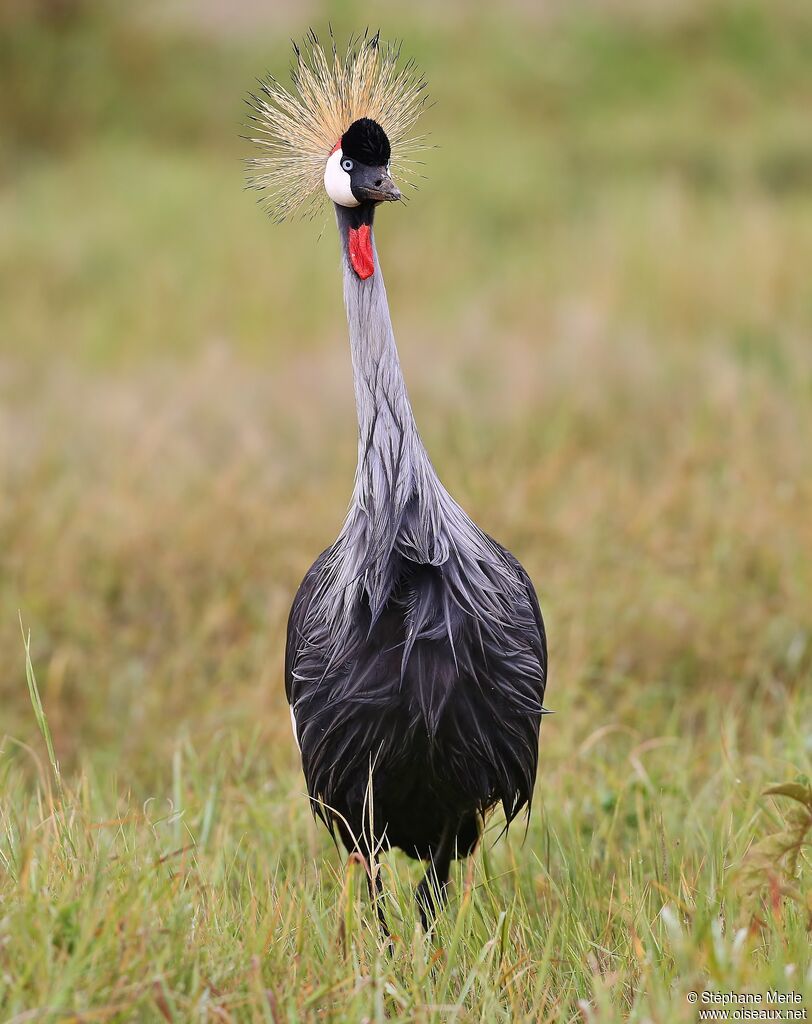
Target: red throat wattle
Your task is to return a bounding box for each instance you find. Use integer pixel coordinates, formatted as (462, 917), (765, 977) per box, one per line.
(348, 225), (375, 280)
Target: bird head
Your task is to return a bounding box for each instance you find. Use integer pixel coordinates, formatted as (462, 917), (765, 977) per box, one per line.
(246, 31), (426, 224)
(324, 118), (401, 208)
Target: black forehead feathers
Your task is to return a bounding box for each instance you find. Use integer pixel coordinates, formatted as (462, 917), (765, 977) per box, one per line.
(341, 118), (391, 165)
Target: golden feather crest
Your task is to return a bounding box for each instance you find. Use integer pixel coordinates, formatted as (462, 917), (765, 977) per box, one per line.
(246, 30), (429, 223)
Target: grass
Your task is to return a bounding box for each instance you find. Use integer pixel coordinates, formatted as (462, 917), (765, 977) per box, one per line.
(1, 0), (811, 1019)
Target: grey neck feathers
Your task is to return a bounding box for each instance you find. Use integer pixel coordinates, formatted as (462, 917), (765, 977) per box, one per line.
(338, 209), (427, 504)
(333, 205), (460, 616)
(304, 205), (523, 656)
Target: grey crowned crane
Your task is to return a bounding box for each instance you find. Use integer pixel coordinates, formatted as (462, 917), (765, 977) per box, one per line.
(247, 32), (548, 929)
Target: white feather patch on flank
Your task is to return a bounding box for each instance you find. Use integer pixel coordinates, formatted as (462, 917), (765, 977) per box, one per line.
(289, 704), (300, 751)
(324, 149), (359, 208)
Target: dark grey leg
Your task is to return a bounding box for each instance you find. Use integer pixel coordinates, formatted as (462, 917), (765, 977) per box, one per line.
(415, 821), (457, 930)
(367, 866), (392, 941)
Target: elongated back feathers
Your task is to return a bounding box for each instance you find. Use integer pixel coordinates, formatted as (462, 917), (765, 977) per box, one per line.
(246, 30), (429, 222)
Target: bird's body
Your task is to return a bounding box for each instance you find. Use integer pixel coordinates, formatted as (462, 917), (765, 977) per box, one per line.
(285, 207), (546, 907)
(287, 541), (544, 862)
(248, 34), (548, 921)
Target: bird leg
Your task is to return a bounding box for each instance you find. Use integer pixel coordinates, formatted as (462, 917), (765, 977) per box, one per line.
(367, 865), (392, 943)
(347, 850), (392, 943)
(415, 821), (457, 931)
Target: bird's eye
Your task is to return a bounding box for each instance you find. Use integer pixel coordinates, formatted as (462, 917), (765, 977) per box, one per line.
(341, 158), (354, 172)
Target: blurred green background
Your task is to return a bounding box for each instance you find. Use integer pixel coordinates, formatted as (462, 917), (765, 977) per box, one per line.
(2, 1), (812, 1017)
(2, 0), (811, 771)
(2, 0), (811, 772)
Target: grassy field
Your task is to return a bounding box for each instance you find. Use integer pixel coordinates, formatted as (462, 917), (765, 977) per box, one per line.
(1, 1), (811, 1019)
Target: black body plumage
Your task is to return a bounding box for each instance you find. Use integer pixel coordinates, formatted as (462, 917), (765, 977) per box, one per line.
(286, 535), (546, 862)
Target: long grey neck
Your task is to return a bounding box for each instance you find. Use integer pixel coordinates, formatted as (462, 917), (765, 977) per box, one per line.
(328, 205), (479, 624)
(335, 204), (432, 516)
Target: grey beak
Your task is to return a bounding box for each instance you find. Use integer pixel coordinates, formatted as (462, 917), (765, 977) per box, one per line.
(353, 170), (401, 203)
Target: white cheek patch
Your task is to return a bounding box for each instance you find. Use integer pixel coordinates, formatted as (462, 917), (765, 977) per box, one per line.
(324, 148), (359, 207)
